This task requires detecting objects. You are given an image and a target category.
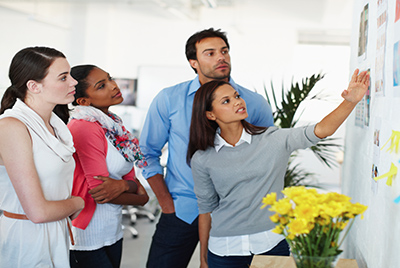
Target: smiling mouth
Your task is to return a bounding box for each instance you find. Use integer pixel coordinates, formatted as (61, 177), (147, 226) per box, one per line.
(236, 107), (245, 113)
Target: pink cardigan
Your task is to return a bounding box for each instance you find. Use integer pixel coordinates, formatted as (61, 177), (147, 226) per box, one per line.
(68, 119), (135, 230)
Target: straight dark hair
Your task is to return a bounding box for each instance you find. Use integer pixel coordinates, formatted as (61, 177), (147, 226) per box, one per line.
(69, 64), (97, 106)
(0, 47), (65, 115)
(187, 80), (267, 164)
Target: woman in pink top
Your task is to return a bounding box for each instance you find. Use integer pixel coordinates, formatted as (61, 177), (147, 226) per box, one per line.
(66, 64), (149, 268)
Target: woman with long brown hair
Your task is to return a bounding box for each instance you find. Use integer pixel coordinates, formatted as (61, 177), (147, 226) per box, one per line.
(187, 70), (370, 268)
(0, 47), (84, 267)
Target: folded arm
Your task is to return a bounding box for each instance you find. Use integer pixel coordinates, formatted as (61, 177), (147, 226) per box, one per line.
(71, 120), (148, 206)
(90, 171), (149, 206)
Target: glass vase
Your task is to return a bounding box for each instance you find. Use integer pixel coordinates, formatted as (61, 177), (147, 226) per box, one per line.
(292, 253), (339, 268)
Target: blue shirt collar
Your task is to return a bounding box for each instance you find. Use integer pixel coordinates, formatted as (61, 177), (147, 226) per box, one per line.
(188, 76), (238, 96)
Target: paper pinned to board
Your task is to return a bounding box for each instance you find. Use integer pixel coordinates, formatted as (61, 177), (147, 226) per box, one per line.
(373, 162), (397, 186)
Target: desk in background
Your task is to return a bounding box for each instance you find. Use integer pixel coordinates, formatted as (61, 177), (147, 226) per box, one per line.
(250, 256), (359, 268)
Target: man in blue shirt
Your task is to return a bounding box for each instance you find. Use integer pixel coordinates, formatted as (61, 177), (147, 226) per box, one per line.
(140, 28), (274, 268)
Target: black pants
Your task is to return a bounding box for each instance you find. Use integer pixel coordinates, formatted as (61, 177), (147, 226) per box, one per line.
(70, 238), (123, 268)
(207, 239), (290, 268)
(146, 213), (199, 268)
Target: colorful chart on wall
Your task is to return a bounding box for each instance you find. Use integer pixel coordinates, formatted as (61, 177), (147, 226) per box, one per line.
(355, 68), (371, 128)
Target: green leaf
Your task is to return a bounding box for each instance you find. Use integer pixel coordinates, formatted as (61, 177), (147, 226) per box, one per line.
(263, 73), (341, 188)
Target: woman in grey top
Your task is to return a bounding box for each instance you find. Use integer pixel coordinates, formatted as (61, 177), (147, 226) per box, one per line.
(187, 69), (370, 268)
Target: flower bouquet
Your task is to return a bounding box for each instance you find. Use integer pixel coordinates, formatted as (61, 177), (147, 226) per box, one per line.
(261, 186), (367, 268)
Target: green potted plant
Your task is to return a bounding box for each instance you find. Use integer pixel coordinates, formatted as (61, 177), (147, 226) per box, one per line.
(263, 73), (342, 187)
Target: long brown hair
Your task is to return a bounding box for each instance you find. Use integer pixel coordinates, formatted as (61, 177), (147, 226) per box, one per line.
(187, 80), (267, 164)
(0, 47), (65, 115)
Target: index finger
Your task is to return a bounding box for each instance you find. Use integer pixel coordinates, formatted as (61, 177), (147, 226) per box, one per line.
(350, 69), (360, 83)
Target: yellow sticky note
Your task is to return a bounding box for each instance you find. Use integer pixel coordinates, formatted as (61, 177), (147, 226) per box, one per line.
(381, 130), (400, 154)
(373, 163), (397, 186)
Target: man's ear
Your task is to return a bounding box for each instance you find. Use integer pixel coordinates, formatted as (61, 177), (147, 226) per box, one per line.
(26, 80), (41, 94)
(76, 97), (91, 106)
(206, 111), (215, 121)
(189, 59), (198, 70)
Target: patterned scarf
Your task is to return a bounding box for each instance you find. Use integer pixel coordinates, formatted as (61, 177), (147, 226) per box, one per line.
(70, 105), (147, 168)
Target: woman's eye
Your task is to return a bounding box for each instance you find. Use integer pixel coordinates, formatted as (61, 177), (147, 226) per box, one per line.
(235, 94), (241, 99)
(61, 76), (67, 81)
(98, 83), (105, 89)
(222, 99), (229, 104)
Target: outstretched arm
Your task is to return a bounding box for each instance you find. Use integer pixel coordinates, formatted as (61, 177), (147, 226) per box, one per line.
(314, 69), (370, 139)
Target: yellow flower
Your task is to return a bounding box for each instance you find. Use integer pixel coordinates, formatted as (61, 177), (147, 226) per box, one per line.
(288, 218), (310, 236)
(344, 212), (355, 219)
(335, 221), (348, 230)
(269, 198), (292, 215)
(279, 216), (289, 225)
(323, 192), (351, 203)
(316, 214), (331, 225)
(261, 192), (277, 209)
(348, 202), (368, 218)
(322, 201), (345, 218)
(295, 192), (319, 205)
(261, 186), (368, 257)
(272, 225), (283, 234)
(269, 213), (280, 223)
(282, 186), (307, 199)
(287, 233), (295, 240)
(293, 204), (318, 223)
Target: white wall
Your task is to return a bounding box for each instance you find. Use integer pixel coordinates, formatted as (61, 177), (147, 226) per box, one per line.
(1, 0), (354, 91)
(0, 0), (354, 187)
(343, 0), (400, 267)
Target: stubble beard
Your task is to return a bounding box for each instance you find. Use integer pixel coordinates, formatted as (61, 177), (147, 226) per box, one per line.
(204, 66), (231, 81)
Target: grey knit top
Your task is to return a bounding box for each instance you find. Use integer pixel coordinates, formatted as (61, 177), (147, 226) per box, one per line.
(191, 124), (320, 237)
